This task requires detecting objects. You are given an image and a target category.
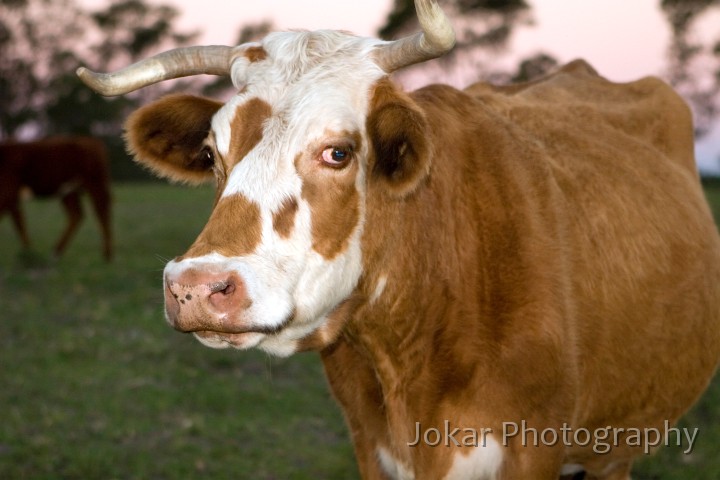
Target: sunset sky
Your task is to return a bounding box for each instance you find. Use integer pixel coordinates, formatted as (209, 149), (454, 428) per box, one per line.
(85, 0), (720, 172)
(176, 0), (670, 83)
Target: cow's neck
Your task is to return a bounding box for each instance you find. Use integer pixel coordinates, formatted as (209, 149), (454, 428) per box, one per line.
(334, 95), (491, 449)
(319, 157), (487, 474)
(349, 86), (487, 365)
(319, 83), (566, 460)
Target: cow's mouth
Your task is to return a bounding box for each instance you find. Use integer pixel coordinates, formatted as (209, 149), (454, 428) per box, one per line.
(190, 313), (295, 349)
(193, 330), (267, 349)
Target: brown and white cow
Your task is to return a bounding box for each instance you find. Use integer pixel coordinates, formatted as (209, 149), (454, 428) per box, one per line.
(0, 136), (112, 261)
(77, 1), (720, 478)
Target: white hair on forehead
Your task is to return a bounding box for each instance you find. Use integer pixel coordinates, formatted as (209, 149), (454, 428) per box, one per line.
(215, 28), (385, 211)
(228, 30), (387, 116)
(266, 30), (370, 60)
(220, 28), (386, 158)
(264, 33), (387, 136)
(258, 30), (384, 82)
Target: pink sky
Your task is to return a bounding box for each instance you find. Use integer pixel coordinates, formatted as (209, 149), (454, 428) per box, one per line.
(175, 0), (669, 82)
(180, 0), (392, 40)
(84, 0), (720, 172)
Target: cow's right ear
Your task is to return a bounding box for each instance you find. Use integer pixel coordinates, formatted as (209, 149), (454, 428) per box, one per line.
(124, 94), (223, 184)
(366, 78), (431, 197)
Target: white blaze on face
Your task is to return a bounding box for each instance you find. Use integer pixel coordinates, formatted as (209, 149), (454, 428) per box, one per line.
(164, 30), (386, 356)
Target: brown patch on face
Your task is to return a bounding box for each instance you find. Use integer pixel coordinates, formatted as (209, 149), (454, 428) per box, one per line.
(295, 132), (362, 259)
(226, 97), (272, 168)
(272, 197), (299, 239)
(184, 193), (262, 258)
(244, 46), (268, 63)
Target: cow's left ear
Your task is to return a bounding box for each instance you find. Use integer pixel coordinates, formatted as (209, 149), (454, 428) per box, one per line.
(366, 78), (431, 197)
(124, 94), (223, 184)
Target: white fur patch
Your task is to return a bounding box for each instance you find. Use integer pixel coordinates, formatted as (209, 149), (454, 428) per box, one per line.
(370, 274), (388, 304)
(442, 437), (504, 480)
(211, 95), (238, 159)
(376, 437), (503, 480)
(193, 331), (265, 350)
(377, 447), (414, 480)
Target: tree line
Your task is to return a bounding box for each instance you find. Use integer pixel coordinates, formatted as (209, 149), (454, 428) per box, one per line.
(1, 0), (719, 178)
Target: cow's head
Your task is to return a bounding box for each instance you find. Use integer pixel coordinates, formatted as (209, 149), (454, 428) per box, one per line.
(77, 0), (455, 356)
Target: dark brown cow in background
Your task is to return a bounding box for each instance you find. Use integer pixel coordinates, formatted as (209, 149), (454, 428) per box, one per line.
(0, 136), (112, 261)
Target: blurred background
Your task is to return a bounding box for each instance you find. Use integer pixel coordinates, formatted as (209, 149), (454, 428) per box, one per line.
(2, 0), (720, 176)
(1, 1), (720, 479)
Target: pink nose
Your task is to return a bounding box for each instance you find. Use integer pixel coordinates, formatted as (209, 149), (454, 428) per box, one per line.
(164, 269), (251, 333)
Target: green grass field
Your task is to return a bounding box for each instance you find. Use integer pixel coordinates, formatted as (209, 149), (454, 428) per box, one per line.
(1, 182), (719, 479)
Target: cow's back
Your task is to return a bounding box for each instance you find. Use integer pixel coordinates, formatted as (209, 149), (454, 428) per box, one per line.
(4, 136), (109, 196)
(465, 59), (696, 173)
(462, 60), (720, 465)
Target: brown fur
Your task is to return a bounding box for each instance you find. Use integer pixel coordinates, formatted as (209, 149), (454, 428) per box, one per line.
(124, 94), (223, 184)
(228, 98), (272, 169)
(316, 62), (720, 478)
(272, 197), (299, 239)
(0, 136), (113, 260)
(124, 60), (720, 479)
(184, 194), (262, 258)
(244, 46), (268, 63)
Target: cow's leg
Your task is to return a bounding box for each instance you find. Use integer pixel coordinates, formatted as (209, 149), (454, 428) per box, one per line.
(9, 201), (31, 249)
(321, 339), (393, 480)
(54, 191), (83, 257)
(0, 184), (30, 249)
(85, 181), (112, 261)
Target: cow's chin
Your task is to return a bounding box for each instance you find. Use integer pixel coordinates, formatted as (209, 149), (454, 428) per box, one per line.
(193, 331), (265, 350)
(190, 321), (318, 357)
(188, 302), (346, 357)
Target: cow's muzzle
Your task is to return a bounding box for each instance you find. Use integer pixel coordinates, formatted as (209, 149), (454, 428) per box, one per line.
(164, 268), (253, 334)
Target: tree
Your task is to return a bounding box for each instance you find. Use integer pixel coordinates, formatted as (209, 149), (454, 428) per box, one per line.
(0, 0), (201, 179)
(89, 0), (197, 71)
(52, 0), (200, 137)
(660, 0), (720, 137)
(378, 0), (535, 86)
(0, 0), (197, 141)
(0, 0), (85, 138)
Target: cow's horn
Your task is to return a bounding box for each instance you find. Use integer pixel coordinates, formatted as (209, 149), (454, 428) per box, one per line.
(76, 45), (239, 96)
(373, 0), (456, 73)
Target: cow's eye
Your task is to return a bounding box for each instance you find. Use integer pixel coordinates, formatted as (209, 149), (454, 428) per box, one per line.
(200, 145), (215, 169)
(321, 146), (353, 168)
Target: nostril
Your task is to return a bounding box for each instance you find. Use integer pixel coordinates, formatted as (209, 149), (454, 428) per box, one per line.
(164, 280), (182, 324)
(209, 280), (235, 296)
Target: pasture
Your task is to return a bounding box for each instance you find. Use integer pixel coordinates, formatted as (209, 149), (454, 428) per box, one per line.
(1, 182), (719, 479)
